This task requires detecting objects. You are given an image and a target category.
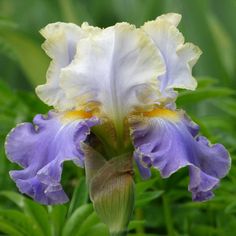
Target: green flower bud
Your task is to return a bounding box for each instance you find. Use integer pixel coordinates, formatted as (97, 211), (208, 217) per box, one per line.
(84, 146), (135, 236)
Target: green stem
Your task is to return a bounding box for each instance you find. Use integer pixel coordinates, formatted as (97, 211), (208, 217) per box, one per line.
(162, 195), (175, 236)
(135, 208), (145, 233)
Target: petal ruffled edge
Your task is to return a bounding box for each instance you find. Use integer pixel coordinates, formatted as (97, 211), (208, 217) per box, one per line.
(36, 22), (101, 111)
(141, 13), (202, 96)
(129, 109), (231, 201)
(60, 22), (165, 122)
(5, 111), (99, 205)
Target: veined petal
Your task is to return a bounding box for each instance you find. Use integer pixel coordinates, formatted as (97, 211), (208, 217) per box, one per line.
(129, 109), (230, 201)
(5, 111), (99, 205)
(60, 23), (165, 124)
(142, 13), (202, 103)
(36, 22), (100, 110)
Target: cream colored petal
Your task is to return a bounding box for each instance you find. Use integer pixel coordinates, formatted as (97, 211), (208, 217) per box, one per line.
(156, 13), (182, 27)
(60, 23), (165, 124)
(36, 22), (101, 110)
(142, 16), (202, 99)
(177, 42), (202, 68)
(81, 22), (101, 34)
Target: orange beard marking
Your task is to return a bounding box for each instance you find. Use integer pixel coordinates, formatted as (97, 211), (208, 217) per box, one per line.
(63, 110), (93, 122)
(142, 108), (179, 121)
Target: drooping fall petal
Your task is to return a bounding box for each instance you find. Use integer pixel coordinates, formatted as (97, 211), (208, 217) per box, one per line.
(5, 111), (99, 204)
(130, 109), (230, 201)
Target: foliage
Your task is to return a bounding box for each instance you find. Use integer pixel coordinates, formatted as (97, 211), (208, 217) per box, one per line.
(0, 0), (236, 235)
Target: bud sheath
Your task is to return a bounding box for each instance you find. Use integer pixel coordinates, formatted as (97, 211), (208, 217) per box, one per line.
(84, 146), (134, 236)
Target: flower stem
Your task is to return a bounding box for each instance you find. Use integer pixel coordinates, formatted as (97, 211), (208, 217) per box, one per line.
(135, 208), (145, 233)
(162, 195), (175, 236)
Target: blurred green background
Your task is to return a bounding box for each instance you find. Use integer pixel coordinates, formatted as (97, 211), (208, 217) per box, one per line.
(0, 0), (236, 235)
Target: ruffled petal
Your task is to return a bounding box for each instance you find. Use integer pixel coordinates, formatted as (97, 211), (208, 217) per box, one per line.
(60, 23), (165, 124)
(36, 22), (100, 110)
(155, 13), (182, 26)
(142, 13), (202, 104)
(129, 109), (230, 201)
(5, 111), (99, 205)
(134, 151), (151, 180)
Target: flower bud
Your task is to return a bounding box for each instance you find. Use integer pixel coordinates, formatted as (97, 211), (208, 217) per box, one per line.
(84, 145), (134, 236)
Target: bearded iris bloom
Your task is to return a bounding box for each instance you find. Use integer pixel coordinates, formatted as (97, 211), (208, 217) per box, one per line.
(5, 13), (230, 234)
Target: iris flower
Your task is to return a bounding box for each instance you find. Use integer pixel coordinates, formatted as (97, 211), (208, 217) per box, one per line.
(5, 13), (230, 208)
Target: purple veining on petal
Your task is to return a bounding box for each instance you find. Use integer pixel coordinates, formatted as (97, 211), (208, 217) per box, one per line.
(5, 111), (99, 205)
(130, 111), (231, 201)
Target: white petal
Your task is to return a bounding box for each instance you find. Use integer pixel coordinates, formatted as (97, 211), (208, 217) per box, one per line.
(60, 23), (165, 124)
(156, 13), (182, 27)
(142, 16), (202, 98)
(36, 22), (100, 110)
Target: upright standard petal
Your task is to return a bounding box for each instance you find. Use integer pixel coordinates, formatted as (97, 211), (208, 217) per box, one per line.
(155, 13), (182, 27)
(5, 111), (99, 205)
(129, 109), (230, 201)
(60, 23), (165, 124)
(142, 13), (202, 104)
(36, 22), (100, 110)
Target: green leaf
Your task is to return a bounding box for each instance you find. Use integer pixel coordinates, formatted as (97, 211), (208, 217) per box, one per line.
(0, 221), (24, 236)
(0, 191), (25, 208)
(0, 191), (50, 236)
(213, 99), (236, 118)
(177, 87), (234, 106)
(0, 20), (49, 86)
(67, 177), (88, 217)
(58, 0), (80, 23)
(196, 76), (218, 88)
(172, 0), (230, 83)
(225, 201), (236, 214)
(82, 223), (109, 236)
(62, 204), (93, 236)
(76, 211), (101, 236)
(136, 178), (158, 195)
(190, 224), (224, 236)
(48, 205), (67, 236)
(0, 209), (42, 236)
(23, 199), (51, 236)
(136, 191), (164, 207)
(128, 220), (145, 231)
(207, 13), (235, 77)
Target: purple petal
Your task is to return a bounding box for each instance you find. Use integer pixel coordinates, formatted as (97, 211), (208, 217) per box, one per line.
(134, 151), (151, 180)
(130, 110), (231, 201)
(5, 111), (99, 205)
